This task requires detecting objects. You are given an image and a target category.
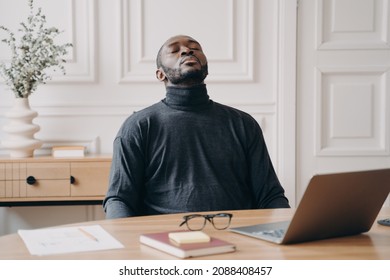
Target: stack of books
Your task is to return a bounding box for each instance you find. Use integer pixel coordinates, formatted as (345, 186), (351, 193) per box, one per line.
(139, 231), (236, 258)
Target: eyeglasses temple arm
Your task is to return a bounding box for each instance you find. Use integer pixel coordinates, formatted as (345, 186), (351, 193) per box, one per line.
(179, 220), (187, 227)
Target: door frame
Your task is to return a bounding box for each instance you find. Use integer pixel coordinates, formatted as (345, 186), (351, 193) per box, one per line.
(277, 0), (298, 206)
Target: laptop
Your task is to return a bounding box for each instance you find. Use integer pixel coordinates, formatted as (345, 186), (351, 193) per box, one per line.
(230, 169), (390, 244)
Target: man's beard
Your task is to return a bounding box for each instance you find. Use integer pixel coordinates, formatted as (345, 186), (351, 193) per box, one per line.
(162, 63), (208, 85)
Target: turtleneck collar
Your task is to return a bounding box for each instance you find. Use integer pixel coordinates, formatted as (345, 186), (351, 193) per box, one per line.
(163, 84), (211, 111)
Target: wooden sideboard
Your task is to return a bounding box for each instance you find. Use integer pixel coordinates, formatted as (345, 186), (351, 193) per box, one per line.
(0, 155), (112, 206)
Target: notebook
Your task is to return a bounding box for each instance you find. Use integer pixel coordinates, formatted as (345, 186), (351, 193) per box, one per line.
(230, 169), (390, 244)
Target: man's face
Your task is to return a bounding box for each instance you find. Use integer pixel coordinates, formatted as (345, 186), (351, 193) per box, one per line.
(157, 36), (208, 86)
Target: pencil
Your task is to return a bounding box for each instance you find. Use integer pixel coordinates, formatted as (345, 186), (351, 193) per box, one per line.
(78, 227), (99, 242)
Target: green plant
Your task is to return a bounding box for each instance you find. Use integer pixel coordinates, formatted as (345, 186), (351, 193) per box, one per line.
(0, 0), (72, 98)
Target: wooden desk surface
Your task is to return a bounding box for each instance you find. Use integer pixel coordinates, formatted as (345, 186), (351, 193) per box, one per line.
(0, 208), (389, 260)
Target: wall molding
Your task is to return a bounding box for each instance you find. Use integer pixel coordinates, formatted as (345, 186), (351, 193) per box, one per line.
(118, 0), (255, 83)
(56, 0), (97, 83)
(0, 103), (276, 117)
(316, 0), (390, 50)
(315, 66), (389, 156)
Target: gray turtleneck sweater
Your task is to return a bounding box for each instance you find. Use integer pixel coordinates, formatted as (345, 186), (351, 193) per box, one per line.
(103, 84), (289, 218)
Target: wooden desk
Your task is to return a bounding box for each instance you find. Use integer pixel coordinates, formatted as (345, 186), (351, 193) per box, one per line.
(0, 208), (389, 260)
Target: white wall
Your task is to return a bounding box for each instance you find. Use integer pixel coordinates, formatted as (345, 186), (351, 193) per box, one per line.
(0, 0), (297, 235)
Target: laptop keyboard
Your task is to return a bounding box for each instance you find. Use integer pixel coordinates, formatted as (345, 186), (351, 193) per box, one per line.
(251, 229), (286, 239)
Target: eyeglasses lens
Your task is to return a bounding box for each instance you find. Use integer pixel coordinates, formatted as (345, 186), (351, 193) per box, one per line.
(212, 214), (231, 229)
(186, 216), (206, 231)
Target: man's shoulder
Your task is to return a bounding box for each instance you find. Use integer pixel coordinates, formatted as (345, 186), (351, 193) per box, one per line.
(124, 101), (164, 123)
(117, 101), (164, 135)
(211, 101), (263, 135)
(213, 101), (256, 121)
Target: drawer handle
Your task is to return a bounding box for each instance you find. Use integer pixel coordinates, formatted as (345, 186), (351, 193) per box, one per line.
(26, 176), (36, 185)
(26, 176), (76, 185)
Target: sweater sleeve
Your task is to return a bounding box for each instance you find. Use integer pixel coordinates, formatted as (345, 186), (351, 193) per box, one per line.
(248, 121), (290, 209)
(103, 133), (145, 218)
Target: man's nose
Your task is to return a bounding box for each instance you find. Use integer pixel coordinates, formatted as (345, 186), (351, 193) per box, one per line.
(181, 46), (193, 56)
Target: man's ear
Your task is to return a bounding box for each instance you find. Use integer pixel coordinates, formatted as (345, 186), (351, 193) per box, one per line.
(156, 68), (166, 82)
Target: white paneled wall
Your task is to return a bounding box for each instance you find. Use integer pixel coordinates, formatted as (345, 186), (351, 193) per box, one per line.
(297, 0), (390, 204)
(0, 0), (297, 235)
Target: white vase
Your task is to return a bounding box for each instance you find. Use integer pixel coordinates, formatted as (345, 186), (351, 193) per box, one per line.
(1, 98), (42, 158)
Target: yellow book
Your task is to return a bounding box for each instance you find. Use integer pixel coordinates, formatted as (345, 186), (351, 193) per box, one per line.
(168, 231), (210, 244)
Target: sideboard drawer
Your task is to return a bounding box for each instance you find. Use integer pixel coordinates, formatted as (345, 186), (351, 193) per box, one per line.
(0, 155), (112, 205)
(70, 162), (111, 196)
(26, 179), (70, 197)
(26, 162), (70, 180)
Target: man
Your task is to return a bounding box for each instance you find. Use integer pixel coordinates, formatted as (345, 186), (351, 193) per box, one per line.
(103, 35), (289, 219)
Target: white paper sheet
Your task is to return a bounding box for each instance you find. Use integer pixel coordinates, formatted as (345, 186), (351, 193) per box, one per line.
(18, 225), (124, 256)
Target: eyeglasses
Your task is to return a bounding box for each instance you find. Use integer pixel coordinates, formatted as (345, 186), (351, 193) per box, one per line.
(179, 213), (233, 231)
